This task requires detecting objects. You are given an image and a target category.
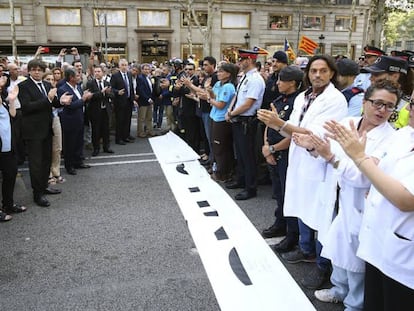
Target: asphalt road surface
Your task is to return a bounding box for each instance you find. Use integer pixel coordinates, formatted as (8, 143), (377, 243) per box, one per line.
(1, 126), (343, 311)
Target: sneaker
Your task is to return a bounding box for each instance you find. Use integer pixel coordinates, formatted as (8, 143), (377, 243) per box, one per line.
(301, 266), (330, 289)
(281, 248), (316, 264)
(314, 289), (340, 303)
(261, 224), (286, 238)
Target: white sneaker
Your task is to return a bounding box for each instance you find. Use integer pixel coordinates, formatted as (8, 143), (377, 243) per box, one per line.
(314, 289), (340, 303)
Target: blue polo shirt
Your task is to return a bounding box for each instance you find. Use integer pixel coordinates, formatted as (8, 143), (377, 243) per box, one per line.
(0, 103), (11, 152)
(210, 81), (236, 122)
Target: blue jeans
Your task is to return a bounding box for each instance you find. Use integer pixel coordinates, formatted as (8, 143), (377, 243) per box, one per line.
(201, 112), (212, 160)
(298, 218), (331, 271)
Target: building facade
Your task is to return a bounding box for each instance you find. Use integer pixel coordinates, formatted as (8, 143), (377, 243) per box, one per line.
(0, 0), (371, 65)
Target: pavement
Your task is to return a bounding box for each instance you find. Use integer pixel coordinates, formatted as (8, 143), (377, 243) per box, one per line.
(1, 124), (343, 311)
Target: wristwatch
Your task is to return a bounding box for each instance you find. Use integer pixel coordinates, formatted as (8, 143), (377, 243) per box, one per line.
(269, 145), (276, 154)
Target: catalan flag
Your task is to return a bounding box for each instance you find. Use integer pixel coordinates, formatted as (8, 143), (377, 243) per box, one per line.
(284, 38), (296, 62)
(253, 46), (269, 55)
(298, 35), (319, 55)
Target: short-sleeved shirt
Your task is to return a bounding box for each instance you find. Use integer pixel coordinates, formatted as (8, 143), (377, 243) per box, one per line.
(234, 68), (265, 116)
(0, 103), (11, 152)
(210, 81), (236, 122)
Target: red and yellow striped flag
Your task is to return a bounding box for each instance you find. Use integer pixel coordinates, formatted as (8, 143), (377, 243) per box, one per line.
(298, 36), (319, 55)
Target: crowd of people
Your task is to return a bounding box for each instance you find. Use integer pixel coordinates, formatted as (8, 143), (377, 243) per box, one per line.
(0, 44), (413, 310)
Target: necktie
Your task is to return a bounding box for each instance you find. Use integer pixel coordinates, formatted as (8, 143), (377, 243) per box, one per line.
(98, 80), (103, 91)
(99, 81), (106, 109)
(123, 73), (130, 98)
(37, 82), (47, 97)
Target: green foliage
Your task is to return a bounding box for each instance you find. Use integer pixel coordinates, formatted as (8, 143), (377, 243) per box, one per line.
(384, 10), (414, 45)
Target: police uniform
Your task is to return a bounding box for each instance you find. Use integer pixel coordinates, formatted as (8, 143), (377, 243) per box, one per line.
(226, 49), (265, 200)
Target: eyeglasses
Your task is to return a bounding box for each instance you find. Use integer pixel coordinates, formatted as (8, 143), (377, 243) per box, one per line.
(366, 98), (396, 112)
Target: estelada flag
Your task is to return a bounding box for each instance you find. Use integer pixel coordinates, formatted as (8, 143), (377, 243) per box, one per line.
(253, 46), (269, 55)
(298, 36), (318, 55)
(284, 38), (296, 61)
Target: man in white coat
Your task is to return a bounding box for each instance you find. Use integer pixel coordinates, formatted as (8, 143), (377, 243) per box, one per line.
(257, 55), (348, 289)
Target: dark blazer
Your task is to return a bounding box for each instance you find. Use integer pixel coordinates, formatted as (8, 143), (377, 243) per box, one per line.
(57, 82), (85, 130)
(86, 79), (113, 118)
(136, 74), (154, 107)
(110, 71), (134, 106)
(18, 77), (60, 140)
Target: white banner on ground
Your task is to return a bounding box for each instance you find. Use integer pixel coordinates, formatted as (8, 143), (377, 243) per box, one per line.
(149, 133), (315, 311)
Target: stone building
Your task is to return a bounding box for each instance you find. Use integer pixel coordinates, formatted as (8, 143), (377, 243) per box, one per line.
(0, 0), (372, 65)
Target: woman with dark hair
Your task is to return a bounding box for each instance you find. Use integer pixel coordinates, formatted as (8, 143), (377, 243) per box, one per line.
(198, 63), (238, 182)
(324, 90), (414, 311)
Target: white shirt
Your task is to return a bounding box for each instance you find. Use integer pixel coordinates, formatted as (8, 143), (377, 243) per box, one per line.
(357, 125), (414, 289)
(234, 68), (265, 116)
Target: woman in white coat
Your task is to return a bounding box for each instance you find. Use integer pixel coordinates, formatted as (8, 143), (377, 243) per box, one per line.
(295, 80), (399, 310)
(326, 89), (414, 311)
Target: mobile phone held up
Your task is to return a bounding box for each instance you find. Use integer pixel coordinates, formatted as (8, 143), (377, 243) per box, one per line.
(43, 47), (50, 53)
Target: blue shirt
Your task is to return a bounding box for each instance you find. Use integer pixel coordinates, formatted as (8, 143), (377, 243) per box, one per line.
(210, 81), (236, 122)
(0, 103), (11, 152)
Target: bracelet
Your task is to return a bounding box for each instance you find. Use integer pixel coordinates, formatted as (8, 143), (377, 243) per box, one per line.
(278, 121), (288, 133)
(355, 156), (371, 168)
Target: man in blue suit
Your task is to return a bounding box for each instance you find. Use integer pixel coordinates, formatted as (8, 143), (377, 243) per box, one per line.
(136, 63), (155, 138)
(58, 68), (93, 175)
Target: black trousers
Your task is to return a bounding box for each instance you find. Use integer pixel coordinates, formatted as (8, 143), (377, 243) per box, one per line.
(181, 115), (201, 154)
(62, 126), (84, 169)
(211, 120), (234, 178)
(90, 108), (110, 150)
(25, 136), (52, 196)
(115, 102), (132, 142)
(268, 150), (298, 239)
(0, 151), (17, 208)
(232, 118), (258, 191)
(364, 262), (414, 311)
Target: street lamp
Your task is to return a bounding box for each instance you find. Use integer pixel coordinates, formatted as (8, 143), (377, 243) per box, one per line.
(318, 34), (325, 54)
(244, 33), (250, 48)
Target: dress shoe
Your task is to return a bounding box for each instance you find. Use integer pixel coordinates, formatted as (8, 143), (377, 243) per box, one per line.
(103, 148), (114, 153)
(116, 140), (126, 145)
(272, 237), (298, 253)
(34, 195), (50, 207)
(225, 180), (245, 189)
(235, 189), (257, 200)
(261, 224), (287, 238)
(123, 138), (132, 143)
(4, 203), (27, 214)
(66, 167), (77, 175)
(92, 149), (99, 157)
(127, 136), (136, 141)
(75, 163), (91, 169)
(137, 133), (147, 138)
(44, 187), (61, 195)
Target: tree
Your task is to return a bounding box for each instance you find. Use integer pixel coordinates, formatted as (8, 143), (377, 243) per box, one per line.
(177, 0), (216, 57)
(384, 10), (414, 46)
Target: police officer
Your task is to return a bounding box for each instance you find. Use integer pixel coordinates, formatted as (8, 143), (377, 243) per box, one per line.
(261, 66), (303, 253)
(225, 49), (265, 200)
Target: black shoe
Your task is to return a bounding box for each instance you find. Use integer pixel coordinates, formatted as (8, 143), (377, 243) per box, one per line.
(225, 181), (245, 189)
(44, 187), (61, 195)
(103, 148), (114, 153)
(127, 136), (136, 141)
(272, 237), (298, 253)
(261, 224), (287, 238)
(34, 195), (50, 207)
(75, 163), (91, 169)
(235, 189), (257, 200)
(4, 203), (27, 214)
(116, 140), (126, 145)
(123, 138), (132, 143)
(66, 167), (77, 175)
(300, 266), (331, 290)
(92, 149), (99, 157)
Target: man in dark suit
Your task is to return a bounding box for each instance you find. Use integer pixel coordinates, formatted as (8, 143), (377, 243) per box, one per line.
(18, 59), (68, 207)
(136, 63), (156, 138)
(86, 65), (114, 156)
(57, 68), (93, 175)
(110, 59), (135, 144)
